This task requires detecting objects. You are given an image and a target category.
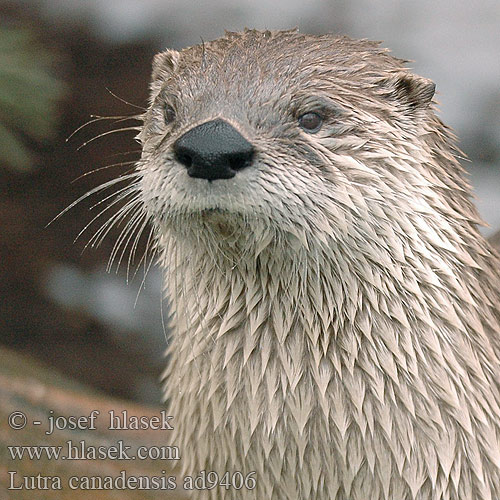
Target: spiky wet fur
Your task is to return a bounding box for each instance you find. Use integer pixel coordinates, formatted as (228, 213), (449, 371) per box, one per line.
(136, 30), (500, 499)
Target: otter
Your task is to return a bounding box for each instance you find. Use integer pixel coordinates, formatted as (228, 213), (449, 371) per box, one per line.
(133, 29), (500, 499)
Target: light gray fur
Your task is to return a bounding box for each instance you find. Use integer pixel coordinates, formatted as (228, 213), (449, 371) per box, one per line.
(135, 30), (500, 499)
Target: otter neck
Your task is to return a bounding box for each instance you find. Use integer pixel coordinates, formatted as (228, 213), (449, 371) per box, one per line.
(160, 223), (498, 412)
(159, 222), (500, 498)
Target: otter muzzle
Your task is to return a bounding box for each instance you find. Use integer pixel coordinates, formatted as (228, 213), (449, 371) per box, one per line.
(173, 119), (254, 181)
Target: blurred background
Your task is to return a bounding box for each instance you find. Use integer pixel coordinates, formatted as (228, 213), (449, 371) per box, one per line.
(1, 0), (499, 405)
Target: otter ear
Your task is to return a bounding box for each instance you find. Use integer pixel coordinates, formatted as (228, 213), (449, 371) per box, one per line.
(152, 49), (180, 81)
(378, 72), (435, 110)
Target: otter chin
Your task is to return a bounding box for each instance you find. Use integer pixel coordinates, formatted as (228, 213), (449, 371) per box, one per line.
(132, 29), (500, 499)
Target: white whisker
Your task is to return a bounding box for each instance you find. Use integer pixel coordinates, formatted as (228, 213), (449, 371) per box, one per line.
(77, 126), (142, 151)
(86, 195), (142, 250)
(48, 172), (140, 227)
(66, 114), (142, 142)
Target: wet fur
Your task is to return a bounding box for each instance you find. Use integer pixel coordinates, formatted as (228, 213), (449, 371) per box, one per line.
(132, 30), (500, 499)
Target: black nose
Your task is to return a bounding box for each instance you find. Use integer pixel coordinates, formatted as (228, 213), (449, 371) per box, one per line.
(173, 119), (254, 181)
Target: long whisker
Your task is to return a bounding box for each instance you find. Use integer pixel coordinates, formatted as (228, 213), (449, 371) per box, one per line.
(87, 182), (137, 212)
(71, 161), (138, 183)
(47, 173), (140, 227)
(133, 222), (156, 282)
(133, 225), (158, 308)
(74, 184), (138, 244)
(77, 126), (142, 151)
(160, 270), (170, 348)
(76, 195), (139, 252)
(120, 214), (150, 279)
(61, 91), (156, 296)
(66, 114), (143, 142)
(126, 214), (152, 281)
(105, 87), (147, 111)
(108, 208), (146, 272)
(106, 149), (143, 159)
(84, 194), (141, 249)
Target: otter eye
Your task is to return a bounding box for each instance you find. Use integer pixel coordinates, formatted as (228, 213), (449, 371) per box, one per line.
(164, 105), (176, 124)
(298, 112), (323, 133)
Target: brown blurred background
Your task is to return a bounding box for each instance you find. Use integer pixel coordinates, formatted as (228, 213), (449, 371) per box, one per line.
(0, 0), (499, 406)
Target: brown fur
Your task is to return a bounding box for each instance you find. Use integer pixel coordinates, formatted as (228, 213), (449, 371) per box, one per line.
(133, 29), (500, 499)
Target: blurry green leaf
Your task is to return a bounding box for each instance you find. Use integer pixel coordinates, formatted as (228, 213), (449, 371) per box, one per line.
(0, 27), (66, 172)
(0, 121), (33, 171)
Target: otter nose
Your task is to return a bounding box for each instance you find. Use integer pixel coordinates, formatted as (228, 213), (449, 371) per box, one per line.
(173, 119), (254, 181)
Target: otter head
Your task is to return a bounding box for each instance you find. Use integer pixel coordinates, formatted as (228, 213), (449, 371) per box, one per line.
(138, 29), (477, 263)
